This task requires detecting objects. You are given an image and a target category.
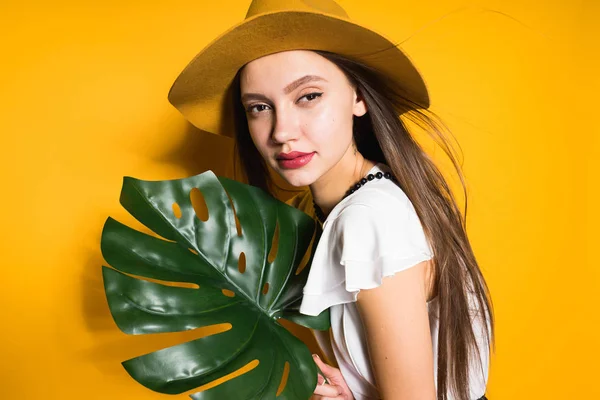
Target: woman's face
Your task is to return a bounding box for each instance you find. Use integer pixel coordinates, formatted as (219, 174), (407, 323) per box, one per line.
(239, 50), (367, 188)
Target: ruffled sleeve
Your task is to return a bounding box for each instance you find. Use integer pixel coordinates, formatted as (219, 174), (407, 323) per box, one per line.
(300, 190), (434, 316)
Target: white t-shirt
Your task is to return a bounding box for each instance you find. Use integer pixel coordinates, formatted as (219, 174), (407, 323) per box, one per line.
(299, 162), (490, 400)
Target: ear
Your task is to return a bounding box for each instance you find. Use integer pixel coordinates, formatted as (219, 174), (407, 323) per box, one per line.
(352, 88), (368, 117)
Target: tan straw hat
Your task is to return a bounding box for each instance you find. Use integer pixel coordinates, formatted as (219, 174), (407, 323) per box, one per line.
(167, 0), (430, 138)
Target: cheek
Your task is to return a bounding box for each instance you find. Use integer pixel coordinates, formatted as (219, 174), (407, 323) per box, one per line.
(304, 101), (353, 144)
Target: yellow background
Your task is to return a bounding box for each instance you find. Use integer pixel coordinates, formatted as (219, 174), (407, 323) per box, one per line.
(0, 0), (597, 398)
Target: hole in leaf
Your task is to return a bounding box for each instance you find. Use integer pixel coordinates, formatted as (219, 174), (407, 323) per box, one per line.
(238, 252), (246, 273)
(192, 359), (260, 395)
(276, 361), (290, 397)
(295, 225), (318, 275)
(172, 202), (182, 219)
(145, 278), (199, 289)
(111, 267), (199, 289)
(262, 282), (269, 295)
(267, 219), (279, 263)
(221, 289), (235, 297)
(190, 187), (209, 222)
(188, 248), (198, 255)
(224, 188), (242, 236)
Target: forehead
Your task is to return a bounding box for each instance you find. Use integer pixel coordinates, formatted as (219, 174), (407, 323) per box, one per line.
(239, 50), (345, 92)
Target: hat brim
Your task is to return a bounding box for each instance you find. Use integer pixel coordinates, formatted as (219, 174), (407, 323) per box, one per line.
(168, 11), (430, 137)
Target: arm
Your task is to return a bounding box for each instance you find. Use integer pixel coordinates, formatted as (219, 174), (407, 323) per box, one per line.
(356, 259), (436, 400)
(306, 194), (437, 399)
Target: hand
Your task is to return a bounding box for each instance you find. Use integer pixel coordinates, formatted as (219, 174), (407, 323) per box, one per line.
(310, 354), (355, 400)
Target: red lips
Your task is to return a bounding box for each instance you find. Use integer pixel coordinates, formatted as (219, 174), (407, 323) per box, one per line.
(276, 152), (315, 169)
(276, 151), (314, 160)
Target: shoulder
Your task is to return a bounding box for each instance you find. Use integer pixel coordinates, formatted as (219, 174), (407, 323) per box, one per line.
(325, 183), (434, 263)
(328, 181), (420, 234)
(298, 179), (435, 316)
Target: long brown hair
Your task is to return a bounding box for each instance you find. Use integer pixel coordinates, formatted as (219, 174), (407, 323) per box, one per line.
(230, 50), (495, 400)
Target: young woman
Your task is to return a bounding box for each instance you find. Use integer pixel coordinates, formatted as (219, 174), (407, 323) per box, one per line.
(167, 1), (494, 399)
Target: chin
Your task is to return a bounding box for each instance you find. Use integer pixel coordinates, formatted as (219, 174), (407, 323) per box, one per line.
(275, 168), (318, 188)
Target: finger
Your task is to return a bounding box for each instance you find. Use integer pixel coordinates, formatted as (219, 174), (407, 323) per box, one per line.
(317, 373), (325, 386)
(313, 383), (343, 397)
(312, 354), (339, 378)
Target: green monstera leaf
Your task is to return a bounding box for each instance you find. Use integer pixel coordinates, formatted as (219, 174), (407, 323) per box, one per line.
(101, 170), (329, 400)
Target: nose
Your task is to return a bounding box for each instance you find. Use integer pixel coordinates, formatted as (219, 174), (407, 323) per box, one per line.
(270, 107), (299, 145)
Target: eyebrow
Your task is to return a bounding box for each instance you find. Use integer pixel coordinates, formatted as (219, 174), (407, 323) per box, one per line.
(241, 75), (327, 103)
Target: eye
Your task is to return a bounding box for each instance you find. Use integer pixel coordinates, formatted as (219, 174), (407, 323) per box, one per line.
(299, 92), (323, 103)
(246, 103), (271, 114)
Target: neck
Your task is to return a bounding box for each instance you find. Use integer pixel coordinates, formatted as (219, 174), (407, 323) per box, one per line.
(310, 148), (376, 218)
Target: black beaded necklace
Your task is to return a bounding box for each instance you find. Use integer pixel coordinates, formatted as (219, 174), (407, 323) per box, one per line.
(312, 168), (397, 224)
